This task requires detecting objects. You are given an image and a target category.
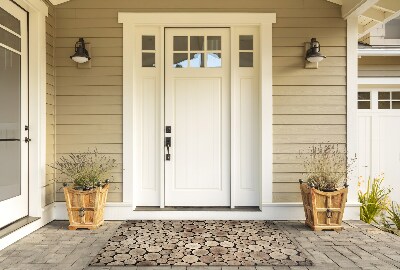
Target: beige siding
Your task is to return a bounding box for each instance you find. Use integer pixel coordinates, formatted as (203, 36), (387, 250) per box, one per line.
(55, 0), (346, 203)
(45, 1), (56, 206)
(359, 56), (400, 77)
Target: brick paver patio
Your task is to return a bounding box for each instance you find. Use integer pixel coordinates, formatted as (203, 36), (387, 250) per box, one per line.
(0, 220), (399, 270)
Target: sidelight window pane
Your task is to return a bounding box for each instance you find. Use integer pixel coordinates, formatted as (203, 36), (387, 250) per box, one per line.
(239, 52), (253, 67)
(142, 35), (155, 50)
(142, 53), (155, 67)
(239, 35), (253, 50)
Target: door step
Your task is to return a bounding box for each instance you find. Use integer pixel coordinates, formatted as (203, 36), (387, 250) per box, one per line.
(0, 217), (39, 240)
(135, 206), (261, 212)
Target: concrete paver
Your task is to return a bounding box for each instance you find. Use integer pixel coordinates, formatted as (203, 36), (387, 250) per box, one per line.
(0, 220), (399, 270)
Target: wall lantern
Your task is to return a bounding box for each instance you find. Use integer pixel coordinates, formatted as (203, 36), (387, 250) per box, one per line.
(70, 38), (91, 64)
(305, 38), (326, 69)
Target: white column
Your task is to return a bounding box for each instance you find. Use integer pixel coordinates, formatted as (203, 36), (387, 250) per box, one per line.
(347, 16), (360, 205)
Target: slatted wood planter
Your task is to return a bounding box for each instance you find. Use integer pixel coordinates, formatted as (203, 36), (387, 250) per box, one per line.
(63, 184), (109, 230)
(300, 183), (348, 231)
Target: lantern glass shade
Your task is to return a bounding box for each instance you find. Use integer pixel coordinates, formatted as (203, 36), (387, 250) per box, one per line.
(70, 38), (90, 63)
(305, 38), (326, 63)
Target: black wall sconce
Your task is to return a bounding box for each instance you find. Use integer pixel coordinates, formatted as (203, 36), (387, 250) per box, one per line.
(70, 37), (91, 64)
(305, 38), (326, 69)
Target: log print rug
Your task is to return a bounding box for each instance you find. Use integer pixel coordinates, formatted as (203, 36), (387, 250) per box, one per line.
(91, 220), (312, 266)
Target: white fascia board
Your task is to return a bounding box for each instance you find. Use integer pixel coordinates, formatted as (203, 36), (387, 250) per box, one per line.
(358, 48), (400, 56)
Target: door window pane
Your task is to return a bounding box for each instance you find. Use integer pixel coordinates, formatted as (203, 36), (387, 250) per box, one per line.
(239, 35), (253, 50)
(174, 36), (188, 51)
(378, 92), (390, 100)
(239, 52), (253, 67)
(0, 47), (21, 202)
(190, 53), (204, 68)
(392, 92), (400, 100)
(378, 101), (390, 109)
(190, 36), (204, 51)
(173, 53), (188, 68)
(0, 27), (21, 51)
(142, 35), (155, 50)
(0, 7), (20, 34)
(207, 36), (221, 50)
(207, 53), (221, 68)
(393, 101), (400, 109)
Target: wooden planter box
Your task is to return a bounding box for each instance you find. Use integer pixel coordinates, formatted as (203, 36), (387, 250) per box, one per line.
(63, 184), (109, 230)
(300, 183), (348, 231)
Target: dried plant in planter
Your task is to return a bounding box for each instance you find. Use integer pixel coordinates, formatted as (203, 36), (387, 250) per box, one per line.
(299, 144), (355, 191)
(50, 149), (117, 230)
(50, 148), (117, 190)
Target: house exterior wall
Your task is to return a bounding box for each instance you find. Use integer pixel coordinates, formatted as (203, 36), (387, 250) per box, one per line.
(45, 0), (56, 207)
(54, 0), (347, 203)
(359, 56), (400, 77)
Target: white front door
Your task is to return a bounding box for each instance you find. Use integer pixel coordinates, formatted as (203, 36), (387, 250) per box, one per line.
(164, 28), (230, 206)
(358, 90), (400, 203)
(0, 0), (29, 228)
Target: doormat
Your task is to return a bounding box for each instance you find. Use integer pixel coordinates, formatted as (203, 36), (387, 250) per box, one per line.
(90, 220), (312, 266)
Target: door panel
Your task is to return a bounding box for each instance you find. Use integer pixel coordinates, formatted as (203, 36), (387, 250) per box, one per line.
(0, 0), (28, 229)
(164, 28), (230, 206)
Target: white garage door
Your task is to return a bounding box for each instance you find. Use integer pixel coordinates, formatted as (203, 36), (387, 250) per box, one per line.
(358, 89), (400, 203)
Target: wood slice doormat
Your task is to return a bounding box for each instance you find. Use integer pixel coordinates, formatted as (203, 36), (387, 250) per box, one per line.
(91, 220), (312, 266)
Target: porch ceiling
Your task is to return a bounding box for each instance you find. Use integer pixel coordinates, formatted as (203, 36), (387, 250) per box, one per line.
(326, 0), (400, 39)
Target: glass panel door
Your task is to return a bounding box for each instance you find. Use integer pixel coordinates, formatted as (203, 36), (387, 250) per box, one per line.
(0, 0), (28, 229)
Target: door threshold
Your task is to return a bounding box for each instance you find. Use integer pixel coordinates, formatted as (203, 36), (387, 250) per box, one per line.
(0, 216), (40, 240)
(135, 206), (261, 212)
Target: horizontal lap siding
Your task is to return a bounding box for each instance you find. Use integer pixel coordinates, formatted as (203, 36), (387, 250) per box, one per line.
(359, 56), (400, 77)
(45, 1), (56, 207)
(55, 0), (346, 203)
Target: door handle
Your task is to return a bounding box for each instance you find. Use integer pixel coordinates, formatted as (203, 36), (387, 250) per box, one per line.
(0, 139), (20, 142)
(24, 137), (31, 143)
(165, 137), (171, 161)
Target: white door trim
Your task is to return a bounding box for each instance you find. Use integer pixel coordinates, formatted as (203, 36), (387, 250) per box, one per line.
(12, 0), (48, 217)
(119, 13), (276, 209)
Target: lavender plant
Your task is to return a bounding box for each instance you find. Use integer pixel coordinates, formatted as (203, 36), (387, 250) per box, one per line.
(50, 148), (117, 189)
(299, 144), (356, 191)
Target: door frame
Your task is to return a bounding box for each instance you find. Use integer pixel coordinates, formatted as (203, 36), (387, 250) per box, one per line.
(11, 0), (49, 218)
(119, 13), (276, 209)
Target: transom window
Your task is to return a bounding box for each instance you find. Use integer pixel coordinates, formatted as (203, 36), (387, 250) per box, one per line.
(172, 35), (222, 68)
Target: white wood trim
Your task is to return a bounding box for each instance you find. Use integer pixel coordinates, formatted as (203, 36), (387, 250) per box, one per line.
(122, 24), (135, 206)
(359, 77), (400, 85)
(260, 22), (274, 204)
(342, 0), (379, 19)
(0, 204), (54, 251)
(358, 48), (400, 56)
(53, 202), (361, 220)
(118, 13), (276, 26)
(119, 13), (276, 209)
(347, 16), (359, 204)
(9, 0), (48, 219)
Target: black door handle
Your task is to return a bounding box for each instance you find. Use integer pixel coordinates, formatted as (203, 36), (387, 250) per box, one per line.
(165, 137), (171, 161)
(24, 137), (31, 143)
